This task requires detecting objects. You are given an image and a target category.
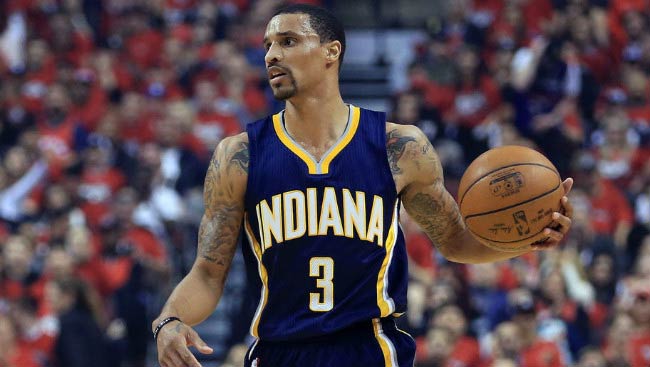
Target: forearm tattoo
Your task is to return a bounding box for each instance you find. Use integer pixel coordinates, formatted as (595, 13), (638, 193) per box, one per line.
(403, 188), (465, 251)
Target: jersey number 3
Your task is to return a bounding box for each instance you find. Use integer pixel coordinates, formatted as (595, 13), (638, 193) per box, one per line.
(309, 257), (334, 312)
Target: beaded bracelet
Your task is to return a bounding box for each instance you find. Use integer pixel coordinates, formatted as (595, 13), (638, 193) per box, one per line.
(153, 317), (181, 341)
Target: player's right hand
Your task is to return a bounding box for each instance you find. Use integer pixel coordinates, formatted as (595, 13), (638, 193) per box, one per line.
(156, 320), (213, 367)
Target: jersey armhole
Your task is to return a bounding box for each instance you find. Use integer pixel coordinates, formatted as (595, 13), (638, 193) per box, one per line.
(244, 124), (257, 209)
(380, 118), (400, 198)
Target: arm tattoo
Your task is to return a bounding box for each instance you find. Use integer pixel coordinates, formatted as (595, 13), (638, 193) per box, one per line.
(403, 187), (465, 251)
(198, 209), (241, 266)
(390, 125), (464, 251)
(198, 137), (247, 267)
(386, 129), (417, 175)
(230, 141), (250, 173)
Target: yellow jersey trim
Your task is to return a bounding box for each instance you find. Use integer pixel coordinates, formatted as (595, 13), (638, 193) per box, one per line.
(271, 105), (360, 175)
(319, 106), (360, 174)
(372, 318), (398, 367)
(272, 113), (318, 174)
(244, 215), (269, 338)
(376, 200), (399, 316)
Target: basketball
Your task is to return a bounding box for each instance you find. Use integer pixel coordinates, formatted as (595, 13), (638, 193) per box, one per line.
(457, 145), (564, 252)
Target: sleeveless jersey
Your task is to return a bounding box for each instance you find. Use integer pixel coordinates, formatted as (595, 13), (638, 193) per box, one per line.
(242, 105), (408, 341)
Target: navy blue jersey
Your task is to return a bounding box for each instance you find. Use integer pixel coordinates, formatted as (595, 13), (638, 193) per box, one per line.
(242, 105), (408, 342)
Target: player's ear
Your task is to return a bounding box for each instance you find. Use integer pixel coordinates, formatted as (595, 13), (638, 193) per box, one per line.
(324, 40), (342, 63)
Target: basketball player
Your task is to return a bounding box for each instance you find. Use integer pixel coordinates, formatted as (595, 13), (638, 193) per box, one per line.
(152, 4), (574, 367)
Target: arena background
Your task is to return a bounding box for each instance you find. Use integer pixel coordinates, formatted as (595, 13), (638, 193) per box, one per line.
(1, 0), (650, 366)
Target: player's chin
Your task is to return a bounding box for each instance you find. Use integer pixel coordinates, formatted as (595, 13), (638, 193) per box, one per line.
(271, 86), (296, 100)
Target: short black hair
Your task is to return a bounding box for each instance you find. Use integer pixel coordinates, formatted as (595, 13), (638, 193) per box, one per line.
(273, 4), (346, 67)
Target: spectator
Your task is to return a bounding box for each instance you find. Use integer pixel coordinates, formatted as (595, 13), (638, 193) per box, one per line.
(192, 79), (243, 155)
(508, 288), (566, 367)
(624, 285), (650, 367)
(572, 152), (633, 249)
(443, 45), (501, 162)
(586, 250), (618, 336)
(417, 326), (455, 367)
(153, 106), (206, 196)
(488, 321), (523, 362)
(99, 187), (170, 366)
(467, 262), (511, 337)
(576, 346), (608, 367)
(538, 263), (591, 359)
(9, 297), (57, 364)
(602, 311), (634, 366)
(68, 68), (108, 131)
(0, 148), (47, 223)
(592, 108), (648, 192)
(1, 235), (37, 301)
(36, 83), (88, 179)
(46, 277), (110, 367)
(118, 92), (157, 147)
(77, 138), (126, 228)
(0, 313), (40, 367)
(420, 304), (481, 367)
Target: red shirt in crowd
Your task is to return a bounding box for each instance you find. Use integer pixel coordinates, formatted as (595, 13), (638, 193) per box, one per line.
(588, 179), (634, 236)
(444, 76), (501, 128)
(119, 113), (157, 145)
(97, 227), (168, 292)
(520, 340), (565, 367)
(629, 331), (650, 367)
(21, 57), (57, 113)
(37, 117), (80, 179)
(124, 30), (164, 69)
(70, 84), (109, 132)
(4, 345), (40, 367)
(405, 232), (436, 276)
(416, 335), (481, 367)
(78, 167), (126, 228)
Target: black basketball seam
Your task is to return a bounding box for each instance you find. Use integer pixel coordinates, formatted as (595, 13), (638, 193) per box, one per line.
(463, 182), (561, 219)
(459, 163), (559, 206)
(468, 228), (538, 252)
(468, 227), (546, 245)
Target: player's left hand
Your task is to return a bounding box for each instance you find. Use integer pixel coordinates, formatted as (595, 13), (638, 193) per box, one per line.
(531, 177), (574, 250)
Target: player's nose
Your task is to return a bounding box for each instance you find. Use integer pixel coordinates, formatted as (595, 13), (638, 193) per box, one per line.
(265, 42), (282, 65)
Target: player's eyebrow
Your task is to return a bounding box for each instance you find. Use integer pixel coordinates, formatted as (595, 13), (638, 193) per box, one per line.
(263, 31), (302, 45)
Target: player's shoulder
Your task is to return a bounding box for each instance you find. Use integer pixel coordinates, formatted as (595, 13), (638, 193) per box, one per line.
(212, 132), (249, 177)
(385, 122), (428, 145)
(384, 121), (440, 183)
(220, 131), (249, 147)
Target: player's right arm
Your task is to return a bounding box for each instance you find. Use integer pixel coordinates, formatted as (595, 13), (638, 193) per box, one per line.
(152, 133), (249, 367)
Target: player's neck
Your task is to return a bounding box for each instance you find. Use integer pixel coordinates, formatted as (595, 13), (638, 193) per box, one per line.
(283, 92), (349, 150)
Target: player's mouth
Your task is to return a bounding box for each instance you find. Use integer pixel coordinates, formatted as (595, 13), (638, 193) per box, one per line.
(268, 67), (289, 81)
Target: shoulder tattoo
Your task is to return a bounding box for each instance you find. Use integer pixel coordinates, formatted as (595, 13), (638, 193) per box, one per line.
(386, 129), (417, 175)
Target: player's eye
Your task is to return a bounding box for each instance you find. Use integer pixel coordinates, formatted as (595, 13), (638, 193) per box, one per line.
(282, 38), (296, 46)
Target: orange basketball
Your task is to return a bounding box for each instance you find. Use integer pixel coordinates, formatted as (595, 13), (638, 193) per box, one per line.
(457, 145), (564, 252)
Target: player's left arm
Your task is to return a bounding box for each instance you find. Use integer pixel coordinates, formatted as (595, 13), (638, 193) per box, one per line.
(388, 123), (573, 264)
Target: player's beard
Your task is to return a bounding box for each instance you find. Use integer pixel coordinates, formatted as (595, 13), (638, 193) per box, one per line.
(271, 74), (298, 100)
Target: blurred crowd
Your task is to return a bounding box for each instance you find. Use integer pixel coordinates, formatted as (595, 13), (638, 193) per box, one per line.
(393, 0), (650, 366)
(0, 0), (649, 367)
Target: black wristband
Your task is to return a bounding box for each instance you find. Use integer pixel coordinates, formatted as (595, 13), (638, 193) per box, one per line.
(153, 317), (181, 341)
